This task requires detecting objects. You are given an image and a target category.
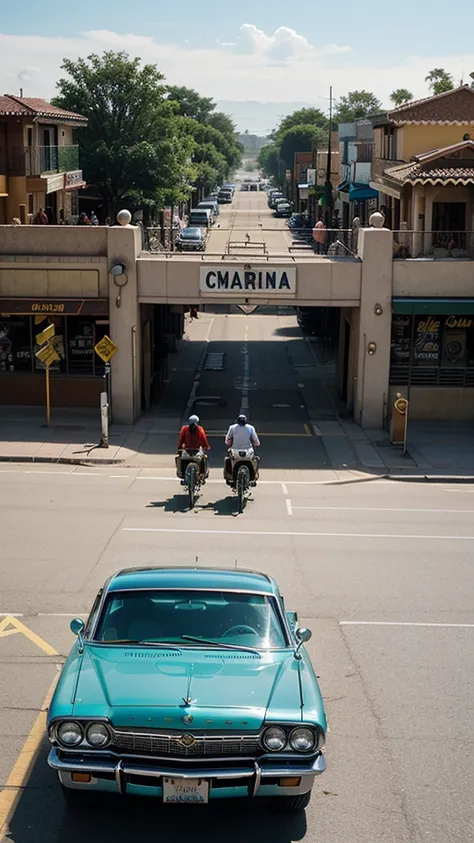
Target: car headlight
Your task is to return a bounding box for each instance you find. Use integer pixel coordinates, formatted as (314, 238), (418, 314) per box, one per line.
(57, 721), (83, 747)
(85, 722), (111, 748)
(262, 726), (287, 752)
(289, 727), (317, 753)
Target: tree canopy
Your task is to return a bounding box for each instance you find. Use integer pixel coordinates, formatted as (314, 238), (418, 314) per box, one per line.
(52, 53), (242, 215)
(390, 88), (413, 108)
(425, 68), (455, 96)
(334, 90), (383, 122)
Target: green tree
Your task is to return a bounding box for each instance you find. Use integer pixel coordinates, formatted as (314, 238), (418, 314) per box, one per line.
(167, 86), (215, 122)
(273, 107), (328, 139)
(334, 90), (383, 122)
(52, 51), (194, 217)
(278, 125), (322, 172)
(257, 143), (280, 182)
(425, 68), (454, 95)
(390, 88), (413, 108)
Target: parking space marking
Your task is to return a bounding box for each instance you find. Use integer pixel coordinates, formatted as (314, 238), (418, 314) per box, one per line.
(0, 616), (58, 656)
(340, 621), (474, 628)
(285, 498), (293, 516)
(123, 527), (474, 540)
(0, 676), (58, 837)
(291, 505), (474, 514)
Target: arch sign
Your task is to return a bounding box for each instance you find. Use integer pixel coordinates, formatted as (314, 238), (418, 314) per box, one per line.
(199, 266), (296, 297)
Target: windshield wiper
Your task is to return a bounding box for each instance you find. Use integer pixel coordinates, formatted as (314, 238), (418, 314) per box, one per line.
(181, 635), (261, 655)
(95, 640), (181, 650)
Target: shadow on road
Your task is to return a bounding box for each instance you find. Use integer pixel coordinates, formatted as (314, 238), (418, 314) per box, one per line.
(146, 495), (191, 513)
(6, 741), (307, 843)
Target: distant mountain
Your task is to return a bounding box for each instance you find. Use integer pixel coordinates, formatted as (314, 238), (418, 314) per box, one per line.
(216, 100), (312, 136)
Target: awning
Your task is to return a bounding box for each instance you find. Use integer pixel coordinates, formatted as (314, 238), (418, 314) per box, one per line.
(370, 180), (401, 200)
(336, 179), (349, 192)
(348, 183), (379, 201)
(392, 298), (474, 316)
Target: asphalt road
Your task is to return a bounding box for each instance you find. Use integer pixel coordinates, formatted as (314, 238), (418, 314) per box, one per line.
(1, 310), (474, 843)
(207, 188), (293, 255)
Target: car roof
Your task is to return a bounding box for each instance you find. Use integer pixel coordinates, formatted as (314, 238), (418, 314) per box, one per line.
(106, 567), (279, 595)
(180, 227), (202, 236)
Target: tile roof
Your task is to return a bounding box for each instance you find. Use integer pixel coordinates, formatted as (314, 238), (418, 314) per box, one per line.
(0, 95), (86, 123)
(383, 161), (474, 187)
(387, 85), (474, 125)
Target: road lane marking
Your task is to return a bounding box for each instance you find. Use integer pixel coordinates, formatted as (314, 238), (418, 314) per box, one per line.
(0, 616), (58, 656)
(285, 498), (293, 516)
(281, 482), (288, 495)
(291, 506), (474, 514)
(123, 527), (474, 540)
(340, 621), (474, 629)
(0, 675), (58, 837)
(0, 613), (23, 617)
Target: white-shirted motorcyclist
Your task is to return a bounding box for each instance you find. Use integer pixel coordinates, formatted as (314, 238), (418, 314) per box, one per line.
(224, 414), (260, 484)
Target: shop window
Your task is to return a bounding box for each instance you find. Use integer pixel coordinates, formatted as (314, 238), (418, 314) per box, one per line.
(0, 318), (33, 372)
(390, 314), (474, 387)
(67, 318), (95, 374)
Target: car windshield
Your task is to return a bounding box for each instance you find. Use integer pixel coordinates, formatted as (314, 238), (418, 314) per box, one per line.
(181, 228), (201, 239)
(94, 589), (287, 649)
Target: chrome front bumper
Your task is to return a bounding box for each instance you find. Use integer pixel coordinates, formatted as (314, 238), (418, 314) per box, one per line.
(48, 747), (326, 797)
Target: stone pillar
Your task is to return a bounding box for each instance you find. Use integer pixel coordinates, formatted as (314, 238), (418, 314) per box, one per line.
(354, 213), (393, 429)
(107, 211), (142, 424)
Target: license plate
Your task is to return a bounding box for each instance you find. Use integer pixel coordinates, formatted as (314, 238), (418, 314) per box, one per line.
(163, 777), (209, 804)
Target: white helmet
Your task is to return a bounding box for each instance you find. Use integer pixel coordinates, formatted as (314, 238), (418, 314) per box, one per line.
(188, 415), (200, 425)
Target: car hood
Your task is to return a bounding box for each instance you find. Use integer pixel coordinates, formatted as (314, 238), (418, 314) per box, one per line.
(68, 645), (303, 730)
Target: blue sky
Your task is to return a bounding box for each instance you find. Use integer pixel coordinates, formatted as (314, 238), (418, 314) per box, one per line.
(2, 1), (474, 132)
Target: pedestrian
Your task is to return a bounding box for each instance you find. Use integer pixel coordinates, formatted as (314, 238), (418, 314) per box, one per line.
(351, 216), (361, 253)
(90, 211), (99, 226)
(312, 219), (326, 255)
(33, 207), (48, 225)
(11, 218), (21, 226)
(76, 212), (90, 226)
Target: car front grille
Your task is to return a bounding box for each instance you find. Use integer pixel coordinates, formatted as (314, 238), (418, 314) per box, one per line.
(112, 730), (260, 758)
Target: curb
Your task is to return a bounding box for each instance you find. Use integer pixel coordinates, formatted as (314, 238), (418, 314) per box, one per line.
(387, 473), (474, 484)
(0, 455), (125, 466)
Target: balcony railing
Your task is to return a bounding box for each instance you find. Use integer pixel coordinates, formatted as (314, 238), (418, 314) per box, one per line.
(393, 230), (474, 259)
(9, 145), (79, 176)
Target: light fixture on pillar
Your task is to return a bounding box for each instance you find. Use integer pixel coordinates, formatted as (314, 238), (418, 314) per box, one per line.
(374, 303), (383, 315)
(367, 342), (377, 355)
(109, 263), (128, 308)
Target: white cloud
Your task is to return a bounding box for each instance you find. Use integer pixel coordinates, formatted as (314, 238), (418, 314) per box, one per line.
(0, 29), (472, 116)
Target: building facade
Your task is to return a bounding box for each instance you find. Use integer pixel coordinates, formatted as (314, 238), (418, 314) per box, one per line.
(0, 96), (87, 225)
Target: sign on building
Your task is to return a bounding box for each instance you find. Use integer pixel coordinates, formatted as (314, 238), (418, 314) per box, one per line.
(307, 168), (316, 186)
(200, 267), (296, 296)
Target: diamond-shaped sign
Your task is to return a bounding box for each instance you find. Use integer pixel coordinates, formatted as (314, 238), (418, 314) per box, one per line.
(236, 304), (258, 314)
(35, 322), (55, 346)
(35, 343), (60, 367)
(94, 335), (118, 364)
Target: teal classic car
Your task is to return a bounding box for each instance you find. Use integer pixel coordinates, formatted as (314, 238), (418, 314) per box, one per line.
(47, 567), (327, 811)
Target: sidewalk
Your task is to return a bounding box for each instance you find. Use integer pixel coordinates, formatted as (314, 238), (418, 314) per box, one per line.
(0, 405), (473, 483)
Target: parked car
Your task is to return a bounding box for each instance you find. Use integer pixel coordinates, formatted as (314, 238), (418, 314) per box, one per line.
(268, 193), (284, 209)
(287, 213), (309, 230)
(218, 189), (233, 204)
(221, 183), (236, 195)
(274, 202), (292, 218)
(198, 200), (219, 218)
(175, 226), (206, 252)
(47, 567), (327, 811)
(188, 208), (212, 228)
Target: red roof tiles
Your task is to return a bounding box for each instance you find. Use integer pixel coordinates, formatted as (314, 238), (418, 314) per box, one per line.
(387, 86), (474, 125)
(0, 95), (86, 123)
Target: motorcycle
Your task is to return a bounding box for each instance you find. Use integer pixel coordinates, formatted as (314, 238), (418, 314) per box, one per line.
(225, 448), (258, 513)
(178, 447), (206, 509)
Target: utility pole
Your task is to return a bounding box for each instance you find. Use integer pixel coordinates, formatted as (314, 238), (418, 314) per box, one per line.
(325, 86), (333, 226)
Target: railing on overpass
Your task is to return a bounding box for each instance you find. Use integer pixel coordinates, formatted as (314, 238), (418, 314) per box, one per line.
(288, 228), (358, 258)
(226, 239), (268, 255)
(393, 230), (474, 259)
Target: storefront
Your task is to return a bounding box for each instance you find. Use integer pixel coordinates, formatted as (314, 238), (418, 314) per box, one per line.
(0, 298), (109, 407)
(389, 298), (474, 419)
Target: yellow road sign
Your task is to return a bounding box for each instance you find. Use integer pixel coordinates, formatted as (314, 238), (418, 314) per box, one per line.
(0, 615), (58, 656)
(35, 322), (55, 345)
(35, 342), (60, 367)
(94, 335), (118, 363)
(34, 313), (48, 325)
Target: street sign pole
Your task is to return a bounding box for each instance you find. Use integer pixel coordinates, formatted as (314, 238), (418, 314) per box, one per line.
(45, 363), (51, 427)
(94, 339), (118, 449)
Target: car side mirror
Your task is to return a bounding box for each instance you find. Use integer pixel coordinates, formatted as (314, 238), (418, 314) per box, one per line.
(296, 627), (312, 644)
(70, 618), (85, 652)
(294, 627), (312, 659)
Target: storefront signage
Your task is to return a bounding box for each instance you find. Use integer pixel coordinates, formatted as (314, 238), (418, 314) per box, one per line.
(446, 315), (473, 330)
(46, 174), (65, 194)
(414, 316), (441, 362)
(64, 170), (85, 190)
(306, 168), (316, 186)
(199, 267), (296, 295)
(0, 299), (108, 316)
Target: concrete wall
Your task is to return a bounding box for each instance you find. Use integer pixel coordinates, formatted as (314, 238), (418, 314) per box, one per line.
(0, 226), (107, 257)
(137, 256), (362, 307)
(390, 385), (474, 421)
(0, 261), (106, 297)
(400, 124), (474, 160)
(393, 259), (474, 297)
